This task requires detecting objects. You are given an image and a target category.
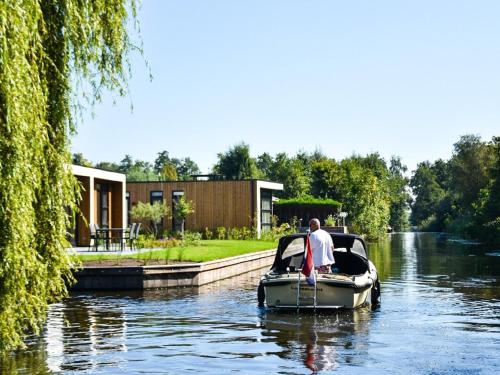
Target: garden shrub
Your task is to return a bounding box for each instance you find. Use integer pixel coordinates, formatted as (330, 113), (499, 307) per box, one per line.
(181, 231), (202, 246)
(216, 227), (226, 240)
(203, 227), (213, 240)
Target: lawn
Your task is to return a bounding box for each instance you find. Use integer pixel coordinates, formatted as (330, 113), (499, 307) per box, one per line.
(74, 239), (278, 264)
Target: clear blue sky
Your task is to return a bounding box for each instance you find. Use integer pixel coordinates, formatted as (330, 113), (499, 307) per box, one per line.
(71, 0), (499, 174)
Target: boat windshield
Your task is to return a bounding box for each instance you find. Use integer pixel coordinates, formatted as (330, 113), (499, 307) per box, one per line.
(351, 239), (368, 258)
(281, 237), (305, 259)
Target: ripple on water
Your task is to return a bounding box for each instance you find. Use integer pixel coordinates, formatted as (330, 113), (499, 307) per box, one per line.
(4, 233), (500, 374)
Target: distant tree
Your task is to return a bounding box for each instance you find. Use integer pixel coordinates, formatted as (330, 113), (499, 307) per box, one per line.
(354, 152), (389, 180)
(483, 137), (500, 221)
(72, 153), (92, 167)
(94, 161), (120, 172)
(409, 135), (499, 240)
(410, 161), (447, 229)
(213, 142), (260, 179)
(448, 135), (495, 211)
(172, 157), (201, 180)
(268, 153), (310, 198)
(119, 155), (134, 174)
(336, 158), (390, 239)
(127, 161), (158, 182)
(387, 156), (411, 231)
(154, 150), (171, 174)
(160, 162), (178, 180)
(154, 152), (201, 180)
(472, 136), (500, 241)
(257, 152), (274, 179)
(310, 158), (340, 198)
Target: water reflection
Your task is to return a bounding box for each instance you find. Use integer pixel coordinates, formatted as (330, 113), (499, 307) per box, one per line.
(260, 308), (371, 373)
(2, 233), (499, 374)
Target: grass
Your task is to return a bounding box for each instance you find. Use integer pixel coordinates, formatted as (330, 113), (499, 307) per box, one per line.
(74, 239), (278, 263)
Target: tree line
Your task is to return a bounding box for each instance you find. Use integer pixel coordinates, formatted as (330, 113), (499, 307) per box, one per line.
(410, 135), (500, 243)
(72, 151), (201, 181)
(75, 134), (499, 244)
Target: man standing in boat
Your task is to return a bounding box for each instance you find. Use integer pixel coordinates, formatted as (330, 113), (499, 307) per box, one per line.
(309, 218), (335, 273)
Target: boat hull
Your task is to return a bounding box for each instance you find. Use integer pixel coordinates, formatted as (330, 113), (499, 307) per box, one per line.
(262, 273), (372, 309)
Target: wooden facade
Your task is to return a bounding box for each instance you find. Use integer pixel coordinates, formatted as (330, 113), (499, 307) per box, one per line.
(72, 165), (127, 247)
(127, 180), (283, 236)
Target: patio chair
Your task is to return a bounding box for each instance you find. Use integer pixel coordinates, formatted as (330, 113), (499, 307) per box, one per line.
(130, 222), (141, 250)
(124, 223), (136, 250)
(89, 223), (99, 251)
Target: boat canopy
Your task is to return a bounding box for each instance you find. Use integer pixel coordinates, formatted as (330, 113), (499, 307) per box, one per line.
(270, 233), (368, 273)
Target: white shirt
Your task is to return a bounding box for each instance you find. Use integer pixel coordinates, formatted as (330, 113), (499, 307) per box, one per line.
(309, 229), (334, 266)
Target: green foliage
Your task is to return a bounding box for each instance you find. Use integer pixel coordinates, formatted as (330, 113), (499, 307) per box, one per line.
(388, 156), (411, 231)
(154, 151), (200, 180)
(449, 135), (495, 209)
(0, 0), (138, 350)
(310, 158), (340, 198)
(274, 195), (342, 208)
(203, 227), (213, 240)
(260, 223), (297, 241)
(181, 231), (202, 246)
(130, 202), (171, 238)
(154, 151), (178, 180)
(213, 142), (260, 179)
(324, 215), (336, 226)
(72, 153), (92, 167)
(94, 161), (120, 172)
(473, 136), (500, 242)
(216, 227), (226, 240)
(410, 135), (500, 243)
(135, 234), (181, 249)
(161, 162), (178, 181)
(173, 196), (195, 222)
(172, 157), (201, 180)
(410, 161), (447, 228)
(264, 152), (310, 198)
(335, 157), (391, 239)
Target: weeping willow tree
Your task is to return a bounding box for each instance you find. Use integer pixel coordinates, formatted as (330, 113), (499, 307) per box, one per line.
(0, 0), (139, 350)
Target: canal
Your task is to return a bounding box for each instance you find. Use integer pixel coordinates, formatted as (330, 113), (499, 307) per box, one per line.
(3, 233), (500, 374)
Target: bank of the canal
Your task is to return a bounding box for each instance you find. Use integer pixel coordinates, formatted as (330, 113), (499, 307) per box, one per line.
(72, 249), (276, 290)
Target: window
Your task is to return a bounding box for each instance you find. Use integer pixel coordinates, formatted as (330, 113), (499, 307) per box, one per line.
(261, 189), (272, 231)
(96, 183), (109, 228)
(150, 191), (163, 205)
(172, 190), (184, 232)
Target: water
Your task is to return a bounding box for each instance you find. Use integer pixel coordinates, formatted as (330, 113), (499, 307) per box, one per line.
(2, 233), (499, 374)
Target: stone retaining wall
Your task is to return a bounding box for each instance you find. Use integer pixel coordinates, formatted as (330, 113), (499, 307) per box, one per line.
(71, 249), (276, 290)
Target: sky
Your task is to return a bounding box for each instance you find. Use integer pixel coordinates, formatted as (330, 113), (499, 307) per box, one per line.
(71, 0), (500, 175)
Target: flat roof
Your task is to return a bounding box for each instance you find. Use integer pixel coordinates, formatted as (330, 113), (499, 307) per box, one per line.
(72, 164), (126, 183)
(126, 179), (283, 190)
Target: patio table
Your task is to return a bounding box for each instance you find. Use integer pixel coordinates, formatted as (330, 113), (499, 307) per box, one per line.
(96, 227), (130, 251)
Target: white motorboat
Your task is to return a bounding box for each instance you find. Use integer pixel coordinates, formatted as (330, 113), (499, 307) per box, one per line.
(258, 233), (380, 310)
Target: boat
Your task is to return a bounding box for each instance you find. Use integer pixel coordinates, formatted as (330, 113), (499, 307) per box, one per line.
(257, 232), (380, 310)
